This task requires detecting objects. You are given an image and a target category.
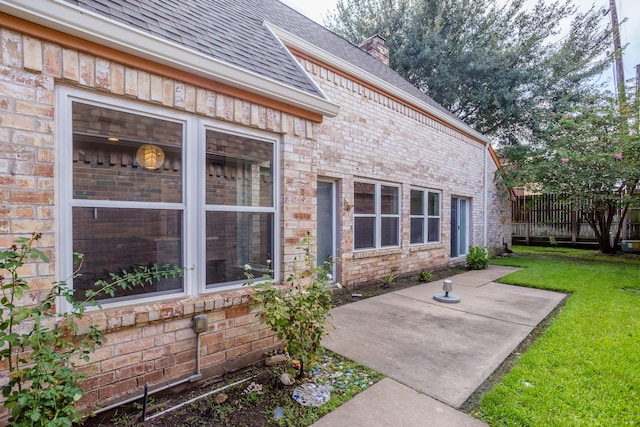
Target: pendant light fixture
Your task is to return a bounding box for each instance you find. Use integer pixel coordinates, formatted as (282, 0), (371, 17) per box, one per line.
(136, 144), (165, 170)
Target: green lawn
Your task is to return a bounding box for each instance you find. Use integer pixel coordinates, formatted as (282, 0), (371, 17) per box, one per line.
(474, 246), (640, 426)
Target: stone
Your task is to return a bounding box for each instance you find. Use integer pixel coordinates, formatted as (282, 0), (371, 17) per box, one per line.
(264, 354), (289, 366)
(280, 372), (294, 385)
(213, 393), (228, 404)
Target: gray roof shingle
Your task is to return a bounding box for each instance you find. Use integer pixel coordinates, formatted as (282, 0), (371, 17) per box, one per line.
(62, 0), (454, 118)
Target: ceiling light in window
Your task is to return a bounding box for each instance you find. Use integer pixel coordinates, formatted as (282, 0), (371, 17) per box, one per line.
(107, 137), (119, 142)
(136, 144), (165, 170)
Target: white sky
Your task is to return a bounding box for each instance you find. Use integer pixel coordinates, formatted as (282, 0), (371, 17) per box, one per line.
(280, 0), (640, 91)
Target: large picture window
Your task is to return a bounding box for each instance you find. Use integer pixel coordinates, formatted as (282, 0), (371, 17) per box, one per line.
(354, 181), (400, 250)
(410, 189), (441, 244)
(58, 88), (279, 305)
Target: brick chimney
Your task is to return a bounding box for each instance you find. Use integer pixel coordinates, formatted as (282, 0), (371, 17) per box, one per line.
(358, 34), (390, 66)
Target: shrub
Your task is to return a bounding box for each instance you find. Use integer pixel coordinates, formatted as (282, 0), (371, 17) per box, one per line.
(466, 245), (490, 270)
(380, 273), (398, 288)
(418, 270), (433, 282)
(0, 233), (184, 426)
(244, 236), (336, 378)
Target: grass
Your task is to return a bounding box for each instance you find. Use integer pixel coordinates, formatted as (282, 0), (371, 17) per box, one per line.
(473, 246), (640, 426)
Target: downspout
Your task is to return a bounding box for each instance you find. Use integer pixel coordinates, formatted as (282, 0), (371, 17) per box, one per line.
(93, 315), (206, 415)
(483, 143), (488, 247)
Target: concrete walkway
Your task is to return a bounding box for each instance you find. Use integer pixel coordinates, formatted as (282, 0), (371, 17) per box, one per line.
(312, 265), (566, 426)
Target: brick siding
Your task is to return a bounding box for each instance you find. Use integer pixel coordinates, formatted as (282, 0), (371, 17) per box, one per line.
(297, 55), (510, 285)
(0, 21), (510, 420)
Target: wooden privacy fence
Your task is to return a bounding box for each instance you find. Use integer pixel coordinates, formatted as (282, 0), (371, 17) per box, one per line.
(511, 193), (640, 247)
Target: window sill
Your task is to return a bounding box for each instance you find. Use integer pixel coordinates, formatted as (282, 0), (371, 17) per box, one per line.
(409, 243), (444, 252)
(353, 247), (402, 259)
(75, 287), (254, 334)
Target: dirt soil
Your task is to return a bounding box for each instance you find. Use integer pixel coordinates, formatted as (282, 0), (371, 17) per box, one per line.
(330, 266), (468, 307)
(82, 264), (562, 426)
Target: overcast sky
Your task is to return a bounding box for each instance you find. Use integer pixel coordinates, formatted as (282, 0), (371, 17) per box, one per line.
(280, 0), (640, 91)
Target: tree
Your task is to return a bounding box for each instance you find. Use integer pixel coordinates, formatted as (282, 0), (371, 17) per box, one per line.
(326, 0), (613, 146)
(500, 91), (640, 254)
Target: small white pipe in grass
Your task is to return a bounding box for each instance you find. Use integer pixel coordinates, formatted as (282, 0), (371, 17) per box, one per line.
(144, 375), (255, 422)
(93, 375), (194, 415)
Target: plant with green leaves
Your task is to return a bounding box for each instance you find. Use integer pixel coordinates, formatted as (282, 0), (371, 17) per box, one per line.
(244, 237), (337, 378)
(326, 0), (612, 146)
(418, 269), (433, 282)
(0, 232), (184, 427)
(380, 272), (398, 288)
(501, 92), (640, 254)
(466, 246), (490, 270)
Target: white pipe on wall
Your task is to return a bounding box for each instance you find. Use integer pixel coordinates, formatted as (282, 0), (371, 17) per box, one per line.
(483, 144), (488, 248)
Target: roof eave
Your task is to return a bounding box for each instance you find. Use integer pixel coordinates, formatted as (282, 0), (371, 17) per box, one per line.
(265, 23), (491, 146)
(1, 0), (340, 119)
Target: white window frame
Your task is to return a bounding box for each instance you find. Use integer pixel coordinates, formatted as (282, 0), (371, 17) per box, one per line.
(410, 188), (441, 245)
(198, 121), (280, 292)
(56, 87), (280, 311)
(353, 180), (401, 251)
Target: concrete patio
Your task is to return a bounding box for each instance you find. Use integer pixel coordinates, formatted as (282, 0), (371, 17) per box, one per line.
(312, 265), (566, 426)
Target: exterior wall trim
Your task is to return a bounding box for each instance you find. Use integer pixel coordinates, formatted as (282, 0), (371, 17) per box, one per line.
(265, 22), (491, 147)
(0, 2), (339, 121)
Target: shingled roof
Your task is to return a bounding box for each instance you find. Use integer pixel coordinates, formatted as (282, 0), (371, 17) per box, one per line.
(60, 0), (457, 120)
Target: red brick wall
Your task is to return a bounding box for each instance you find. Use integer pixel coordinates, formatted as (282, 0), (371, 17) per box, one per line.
(0, 24), (316, 418)
(0, 18), (510, 421)
(296, 55), (510, 285)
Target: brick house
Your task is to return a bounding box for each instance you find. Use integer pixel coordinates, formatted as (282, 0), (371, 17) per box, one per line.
(0, 0), (511, 416)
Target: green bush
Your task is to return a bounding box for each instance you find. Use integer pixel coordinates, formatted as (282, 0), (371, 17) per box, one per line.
(0, 233), (183, 426)
(244, 236), (336, 378)
(380, 272), (398, 288)
(418, 269), (433, 282)
(466, 245), (490, 270)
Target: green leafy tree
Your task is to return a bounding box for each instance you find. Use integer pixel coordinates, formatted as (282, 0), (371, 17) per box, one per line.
(0, 233), (184, 426)
(326, 0), (613, 146)
(500, 91), (640, 254)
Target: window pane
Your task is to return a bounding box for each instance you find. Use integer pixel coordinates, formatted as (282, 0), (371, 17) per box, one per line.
(205, 130), (273, 206)
(411, 217), (424, 244)
(428, 218), (440, 242)
(459, 200), (468, 253)
(206, 211), (273, 286)
(354, 182), (375, 214)
(72, 207), (183, 301)
(428, 192), (440, 216)
(354, 217), (375, 249)
(381, 185), (399, 214)
(72, 102), (182, 203)
(381, 217), (399, 246)
(411, 190), (424, 215)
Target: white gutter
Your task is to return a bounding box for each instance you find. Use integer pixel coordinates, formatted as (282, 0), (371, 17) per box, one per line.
(266, 23), (491, 145)
(1, 0), (340, 118)
(483, 145), (488, 247)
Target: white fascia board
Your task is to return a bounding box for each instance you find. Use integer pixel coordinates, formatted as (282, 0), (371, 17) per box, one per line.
(266, 23), (490, 145)
(263, 22), (333, 104)
(1, 0), (340, 118)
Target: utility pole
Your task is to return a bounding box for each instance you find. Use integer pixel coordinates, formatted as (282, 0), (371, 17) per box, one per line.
(636, 64), (639, 97)
(633, 64), (640, 134)
(609, 0), (625, 103)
